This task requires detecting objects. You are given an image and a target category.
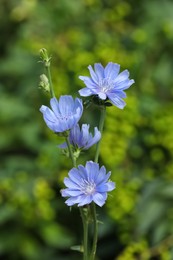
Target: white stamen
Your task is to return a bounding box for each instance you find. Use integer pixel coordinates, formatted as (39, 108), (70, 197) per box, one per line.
(80, 179), (96, 195)
(99, 78), (114, 92)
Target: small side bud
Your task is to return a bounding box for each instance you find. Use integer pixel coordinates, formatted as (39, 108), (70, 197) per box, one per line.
(73, 149), (81, 160)
(70, 245), (83, 252)
(39, 74), (50, 93)
(39, 48), (51, 67)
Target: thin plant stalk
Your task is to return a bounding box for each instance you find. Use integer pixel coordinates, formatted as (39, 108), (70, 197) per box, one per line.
(90, 202), (98, 260)
(40, 48), (55, 98)
(80, 207), (89, 260)
(94, 106), (106, 163)
(65, 136), (76, 167)
(46, 65), (55, 98)
(65, 135), (88, 260)
(90, 105), (106, 260)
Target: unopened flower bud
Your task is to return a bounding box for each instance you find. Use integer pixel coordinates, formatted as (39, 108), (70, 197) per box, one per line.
(39, 48), (51, 67)
(39, 74), (50, 93)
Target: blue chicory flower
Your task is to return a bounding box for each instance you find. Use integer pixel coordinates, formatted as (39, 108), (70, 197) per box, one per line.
(61, 161), (115, 207)
(79, 62), (134, 109)
(40, 95), (83, 133)
(59, 124), (101, 150)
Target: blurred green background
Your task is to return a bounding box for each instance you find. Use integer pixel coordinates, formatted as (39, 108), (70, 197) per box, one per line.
(1, 0), (173, 259)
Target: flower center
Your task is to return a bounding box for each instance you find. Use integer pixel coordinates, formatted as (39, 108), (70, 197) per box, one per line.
(99, 78), (113, 92)
(80, 179), (96, 195)
(58, 113), (72, 121)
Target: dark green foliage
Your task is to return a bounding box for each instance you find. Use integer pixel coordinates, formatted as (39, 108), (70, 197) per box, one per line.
(0, 0), (173, 259)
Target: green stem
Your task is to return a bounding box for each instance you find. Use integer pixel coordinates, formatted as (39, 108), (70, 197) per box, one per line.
(80, 207), (89, 260)
(46, 65), (55, 98)
(90, 105), (106, 260)
(65, 135), (88, 259)
(65, 136), (76, 167)
(90, 203), (98, 260)
(94, 106), (106, 163)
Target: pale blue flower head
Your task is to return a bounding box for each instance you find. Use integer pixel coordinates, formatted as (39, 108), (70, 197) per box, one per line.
(61, 161), (115, 207)
(79, 62), (134, 109)
(40, 95), (83, 133)
(59, 124), (101, 150)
